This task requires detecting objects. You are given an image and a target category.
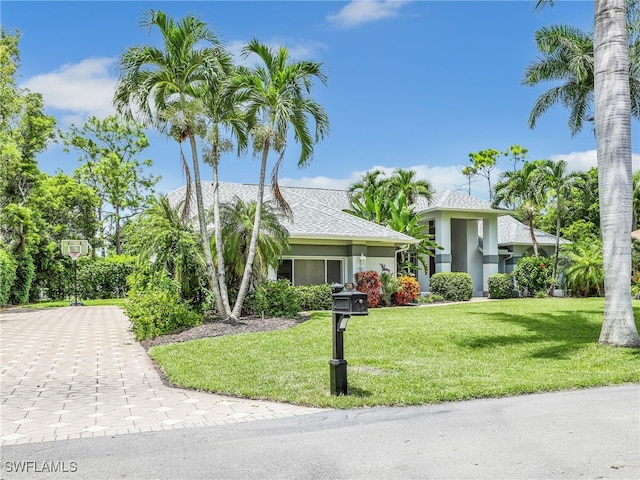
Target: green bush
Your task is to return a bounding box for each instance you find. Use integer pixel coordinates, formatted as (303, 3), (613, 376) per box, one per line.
(295, 284), (332, 311)
(513, 256), (553, 297)
(77, 255), (135, 299)
(0, 248), (17, 306)
(488, 273), (514, 299)
(379, 272), (400, 306)
(416, 293), (445, 304)
(429, 272), (473, 301)
(8, 251), (35, 305)
(246, 279), (300, 318)
(124, 278), (202, 340)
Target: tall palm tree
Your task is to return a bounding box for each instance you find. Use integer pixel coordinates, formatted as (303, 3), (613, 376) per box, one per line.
(493, 161), (547, 256)
(348, 169), (385, 203)
(535, 0), (639, 347)
(113, 10), (230, 316)
(594, 0), (640, 346)
(387, 168), (434, 205)
(202, 61), (248, 319)
(523, 6), (639, 135)
(226, 39), (329, 321)
(213, 197), (290, 297)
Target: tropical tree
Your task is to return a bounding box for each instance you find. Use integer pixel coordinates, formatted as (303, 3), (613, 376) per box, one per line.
(560, 239), (604, 297)
(535, 0), (640, 346)
(226, 38), (329, 321)
(124, 195), (206, 302)
(113, 10), (230, 316)
(387, 168), (434, 205)
(523, 5), (639, 135)
(503, 144), (529, 172)
(214, 197), (290, 299)
(536, 159), (583, 284)
(493, 160), (547, 256)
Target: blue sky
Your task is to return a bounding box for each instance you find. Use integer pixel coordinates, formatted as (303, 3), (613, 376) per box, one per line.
(3, 0), (639, 199)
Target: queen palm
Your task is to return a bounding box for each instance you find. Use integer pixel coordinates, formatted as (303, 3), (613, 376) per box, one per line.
(535, 0), (639, 347)
(113, 10), (230, 316)
(226, 39), (329, 321)
(493, 160), (547, 256)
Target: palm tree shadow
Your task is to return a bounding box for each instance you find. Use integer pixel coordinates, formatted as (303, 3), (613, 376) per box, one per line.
(457, 308), (608, 359)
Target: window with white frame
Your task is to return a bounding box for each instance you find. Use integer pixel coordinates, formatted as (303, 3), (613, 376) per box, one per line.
(277, 259), (343, 286)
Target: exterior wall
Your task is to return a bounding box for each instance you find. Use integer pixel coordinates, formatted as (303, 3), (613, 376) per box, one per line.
(466, 220), (483, 296)
(482, 216), (499, 295)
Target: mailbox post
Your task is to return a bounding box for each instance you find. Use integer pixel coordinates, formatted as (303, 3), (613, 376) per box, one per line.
(330, 283), (368, 396)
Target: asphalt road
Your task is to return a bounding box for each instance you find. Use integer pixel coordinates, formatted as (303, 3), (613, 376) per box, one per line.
(2, 385), (638, 480)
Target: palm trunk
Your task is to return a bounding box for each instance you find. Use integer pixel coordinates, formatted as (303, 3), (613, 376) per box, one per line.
(528, 214), (539, 257)
(551, 206), (561, 295)
(230, 139), (270, 321)
(594, 0), (640, 346)
(188, 133), (226, 318)
(211, 147), (232, 317)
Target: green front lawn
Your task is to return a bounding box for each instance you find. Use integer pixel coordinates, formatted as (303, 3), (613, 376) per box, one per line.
(149, 298), (640, 408)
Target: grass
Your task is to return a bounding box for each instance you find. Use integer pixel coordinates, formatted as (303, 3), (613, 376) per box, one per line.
(149, 298), (640, 408)
(19, 298), (127, 308)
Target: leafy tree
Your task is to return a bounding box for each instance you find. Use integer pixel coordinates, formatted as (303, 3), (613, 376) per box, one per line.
(503, 144), (528, 172)
(460, 165), (478, 195)
(468, 149), (500, 201)
(226, 38), (329, 321)
(63, 116), (158, 254)
(493, 160), (547, 256)
(114, 10), (230, 315)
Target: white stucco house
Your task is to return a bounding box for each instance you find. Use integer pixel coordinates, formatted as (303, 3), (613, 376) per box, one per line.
(168, 182), (567, 297)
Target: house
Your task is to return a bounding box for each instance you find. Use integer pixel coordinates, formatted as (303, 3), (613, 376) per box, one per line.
(168, 182), (566, 296)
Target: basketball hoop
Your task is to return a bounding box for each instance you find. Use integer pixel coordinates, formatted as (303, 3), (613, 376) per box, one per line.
(69, 251), (81, 262)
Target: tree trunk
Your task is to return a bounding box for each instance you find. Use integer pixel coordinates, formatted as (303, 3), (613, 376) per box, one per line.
(230, 139), (270, 321)
(211, 147), (232, 317)
(114, 205), (121, 255)
(594, 0), (640, 346)
(188, 133), (226, 318)
(551, 204), (562, 296)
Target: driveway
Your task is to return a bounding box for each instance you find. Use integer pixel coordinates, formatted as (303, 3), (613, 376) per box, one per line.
(0, 306), (325, 446)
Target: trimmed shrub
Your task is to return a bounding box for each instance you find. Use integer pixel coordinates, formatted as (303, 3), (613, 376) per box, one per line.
(488, 273), (514, 299)
(395, 275), (420, 306)
(513, 256), (553, 297)
(246, 279), (300, 318)
(429, 272), (473, 302)
(0, 248), (17, 306)
(77, 255), (135, 299)
(124, 278), (202, 340)
(354, 270), (382, 308)
(296, 284), (332, 311)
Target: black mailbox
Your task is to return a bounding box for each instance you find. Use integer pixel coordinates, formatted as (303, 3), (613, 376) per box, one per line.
(331, 283), (368, 316)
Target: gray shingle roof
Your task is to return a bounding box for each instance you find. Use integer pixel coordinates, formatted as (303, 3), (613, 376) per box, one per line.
(414, 189), (503, 214)
(167, 182), (418, 245)
(490, 215), (569, 246)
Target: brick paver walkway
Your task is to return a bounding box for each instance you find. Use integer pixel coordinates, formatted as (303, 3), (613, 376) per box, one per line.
(0, 306), (326, 446)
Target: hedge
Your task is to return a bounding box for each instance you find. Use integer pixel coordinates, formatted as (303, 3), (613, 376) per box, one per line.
(429, 272), (473, 301)
(77, 255), (135, 299)
(0, 248), (17, 306)
(488, 273), (514, 299)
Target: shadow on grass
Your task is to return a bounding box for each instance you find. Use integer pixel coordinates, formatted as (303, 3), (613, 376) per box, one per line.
(456, 308), (609, 359)
(347, 385), (373, 398)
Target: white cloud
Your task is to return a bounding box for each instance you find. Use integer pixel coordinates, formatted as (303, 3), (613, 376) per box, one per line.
(327, 0), (411, 28)
(551, 149), (640, 172)
(21, 57), (117, 125)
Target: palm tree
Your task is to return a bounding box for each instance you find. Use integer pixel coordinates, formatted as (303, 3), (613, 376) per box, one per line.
(213, 197), (290, 297)
(387, 168), (434, 205)
(561, 240), (604, 297)
(226, 39), (329, 321)
(493, 161), (547, 256)
(348, 169), (385, 203)
(125, 195), (205, 301)
(113, 10), (230, 317)
(534, 0), (639, 347)
(523, 6), (639, 135)
(202, 60), (248, 319)
(536, 159), (583, 286)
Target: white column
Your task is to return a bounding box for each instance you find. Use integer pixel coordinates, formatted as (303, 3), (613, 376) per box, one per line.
(434, 212), (451, 273)
(482, 215), (499, 294)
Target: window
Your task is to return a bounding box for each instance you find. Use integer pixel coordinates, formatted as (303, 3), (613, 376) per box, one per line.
(277, 259), (343, 286)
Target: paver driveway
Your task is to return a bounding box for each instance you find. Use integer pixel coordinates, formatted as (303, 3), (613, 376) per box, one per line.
(0, 306), (325, 446)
